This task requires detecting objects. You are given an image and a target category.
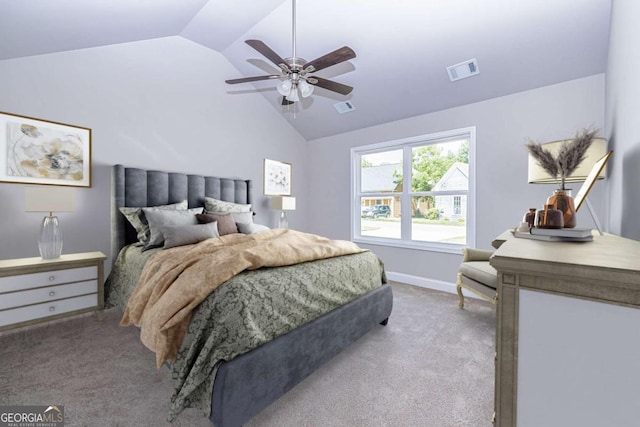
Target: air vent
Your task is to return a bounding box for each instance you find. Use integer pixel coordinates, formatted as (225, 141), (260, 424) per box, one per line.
(447, 58), (480, 82)
(334, 101), (355, 114)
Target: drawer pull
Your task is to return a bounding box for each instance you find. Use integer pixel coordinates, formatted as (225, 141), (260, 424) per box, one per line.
(49, 306), (55, 312)
(49, 276), (55, 281)
(49, 291), (56, 297)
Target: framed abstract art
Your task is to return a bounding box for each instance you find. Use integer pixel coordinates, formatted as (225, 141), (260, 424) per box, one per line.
(0, 111), (92, 187)
(263, 158), (291, 196)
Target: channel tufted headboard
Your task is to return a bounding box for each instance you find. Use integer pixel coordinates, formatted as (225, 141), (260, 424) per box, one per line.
(111, 164), (252, 262)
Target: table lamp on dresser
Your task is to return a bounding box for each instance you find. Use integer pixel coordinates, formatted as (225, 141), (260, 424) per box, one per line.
(271, 196), (296, 229)
(24, 186), (75, 259)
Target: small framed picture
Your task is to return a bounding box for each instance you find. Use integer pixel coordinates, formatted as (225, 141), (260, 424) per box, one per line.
(0, 111), (92, 187)
(264, 158), (291, 196)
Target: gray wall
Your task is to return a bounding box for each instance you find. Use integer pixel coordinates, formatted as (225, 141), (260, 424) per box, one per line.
(605, 0), (640, 241)
(307, 74), (605, 284)
(0, 36), (308, 270)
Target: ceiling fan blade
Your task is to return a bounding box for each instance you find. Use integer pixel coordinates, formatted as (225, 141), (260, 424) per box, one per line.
(307, 76), (353, 95)
(281, 96), (294, 106)
(225, 75), (280, 84)
(303, 46), (356, 73)
(245, 40), (290, 72)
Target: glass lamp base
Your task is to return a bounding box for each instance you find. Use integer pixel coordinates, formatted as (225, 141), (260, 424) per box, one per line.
(279, 211), (289, 229)
(39, 215), (63, 259)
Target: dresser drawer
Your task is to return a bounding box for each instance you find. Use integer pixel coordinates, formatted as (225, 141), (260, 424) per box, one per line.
(0, 280), (98, 310)
(0, 294), (98, 327)
(0, 266), (97, 293)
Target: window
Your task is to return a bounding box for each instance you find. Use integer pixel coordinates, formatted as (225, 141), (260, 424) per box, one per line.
(351, 127), (475, 253)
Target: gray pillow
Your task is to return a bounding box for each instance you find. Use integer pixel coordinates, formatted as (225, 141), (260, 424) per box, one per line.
(237, 222), (270, 235)
(206, 210), (253, 225)
(143, 207), (203, 249)
(204, 197), (251, 213)
(162, 222), (219, 249)
(119, 200), (188, 246)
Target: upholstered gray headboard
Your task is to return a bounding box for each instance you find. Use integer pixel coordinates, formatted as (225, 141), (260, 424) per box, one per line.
(111, 164), (252, 262)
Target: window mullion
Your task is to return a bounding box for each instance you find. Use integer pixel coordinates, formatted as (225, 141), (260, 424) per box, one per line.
(401, 147), (412, 240)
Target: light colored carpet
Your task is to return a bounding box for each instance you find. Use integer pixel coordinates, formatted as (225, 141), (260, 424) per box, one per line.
(0, 282), (495, 426)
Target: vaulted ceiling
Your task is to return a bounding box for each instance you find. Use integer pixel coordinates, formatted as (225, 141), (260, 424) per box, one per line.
(0, 0), (612, 140)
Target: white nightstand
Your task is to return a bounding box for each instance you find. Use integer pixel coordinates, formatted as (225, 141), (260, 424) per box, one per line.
(0, 252), (107, 332)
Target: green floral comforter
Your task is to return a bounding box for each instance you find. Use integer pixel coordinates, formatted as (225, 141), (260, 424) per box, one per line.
(105, 243), (385, 422)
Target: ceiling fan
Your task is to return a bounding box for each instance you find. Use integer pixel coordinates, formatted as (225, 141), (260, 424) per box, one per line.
(225, 0), (356, 106)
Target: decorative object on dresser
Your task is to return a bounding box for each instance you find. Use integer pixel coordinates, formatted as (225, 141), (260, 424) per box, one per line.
(25, 186), (76, 259)
(263, 158), (292, 196)
(526, 128), (604, 228)
(271, 195), (296, 229)
(0, 111), (92, 187)
(0, 252), (106, 332)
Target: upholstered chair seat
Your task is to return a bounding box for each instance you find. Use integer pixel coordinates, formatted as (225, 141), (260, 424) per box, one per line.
(456, 248), (498, 309)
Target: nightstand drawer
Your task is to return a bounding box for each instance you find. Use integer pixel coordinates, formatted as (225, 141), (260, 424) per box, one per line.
(0, 294), (98, 327)
(0, 266), (97, 293)
(0, 280), (98, 310)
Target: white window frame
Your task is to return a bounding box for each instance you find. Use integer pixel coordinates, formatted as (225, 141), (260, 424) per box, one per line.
(350, 126), (476, 254)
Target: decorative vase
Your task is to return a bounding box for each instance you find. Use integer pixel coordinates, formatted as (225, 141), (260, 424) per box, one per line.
(535, 204), (564, 229)
(523, 208), (537, 229)
(546, 189), (576, 228)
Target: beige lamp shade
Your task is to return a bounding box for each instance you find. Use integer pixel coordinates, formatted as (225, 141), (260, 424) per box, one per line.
(25, 186), (76, 213)
(528, 137), (608, 184)
(271, 196), (296, 211)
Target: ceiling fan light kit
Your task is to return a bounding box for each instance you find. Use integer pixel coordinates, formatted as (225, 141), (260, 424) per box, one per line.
(225, 0), (355, 106)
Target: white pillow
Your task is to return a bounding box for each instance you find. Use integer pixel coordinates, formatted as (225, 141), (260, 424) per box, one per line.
(204, 197), (251, 213)
(237, 222), (270, 235)
(142, 207), (203, 249)
(162, 222), (219, 249)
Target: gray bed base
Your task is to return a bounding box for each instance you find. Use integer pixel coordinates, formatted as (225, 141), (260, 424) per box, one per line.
(110, 164), (393, 427)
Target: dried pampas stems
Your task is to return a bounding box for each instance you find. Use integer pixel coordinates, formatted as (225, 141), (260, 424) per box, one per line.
(526, 127), (599, 189)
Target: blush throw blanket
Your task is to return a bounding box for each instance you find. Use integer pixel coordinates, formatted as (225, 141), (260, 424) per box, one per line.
(120, 228), (366, 368)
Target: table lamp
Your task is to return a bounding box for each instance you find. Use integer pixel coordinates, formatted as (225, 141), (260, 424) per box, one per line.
(271, 196), (296, 229)
(25, 186), (76, 259)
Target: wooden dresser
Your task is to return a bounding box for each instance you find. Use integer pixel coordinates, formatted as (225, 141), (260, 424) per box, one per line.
(0, 252), (106, 331)
(490, 233), (640, 427)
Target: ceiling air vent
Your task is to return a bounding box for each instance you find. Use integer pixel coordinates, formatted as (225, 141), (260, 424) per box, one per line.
(334, 101), (355, 114)
(447, 58), (480, 82)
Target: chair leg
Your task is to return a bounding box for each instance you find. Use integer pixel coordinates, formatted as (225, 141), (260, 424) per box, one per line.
(456, 274), (465, 309)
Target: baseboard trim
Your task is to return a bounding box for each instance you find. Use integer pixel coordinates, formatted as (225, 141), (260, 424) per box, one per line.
(386, 271), (481, 300)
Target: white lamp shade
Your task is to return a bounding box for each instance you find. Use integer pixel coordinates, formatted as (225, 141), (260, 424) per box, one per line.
(299, 80), (314, 98)
(271, 196), (296, 211)
(25, 186), (76, 213)
(528, 137), (608, 184)
(285, 86), (300, 103)
(277, 79), (292, 96)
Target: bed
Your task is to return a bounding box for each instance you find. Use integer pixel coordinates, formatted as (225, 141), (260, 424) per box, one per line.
(105, 164), (393, 426)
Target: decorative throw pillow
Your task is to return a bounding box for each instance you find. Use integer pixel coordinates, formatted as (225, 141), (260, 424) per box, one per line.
(119, 200), (188, 246)
(204, 197), (251, 213)
(237, 222), (270, 235)
(142, 207), (203, 249)
(205, 210), (253, 225)
(196, 213), (238, 236)
(161, 222), (219, 249)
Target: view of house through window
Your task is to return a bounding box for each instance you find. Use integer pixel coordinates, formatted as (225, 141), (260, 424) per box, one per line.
(353, 128), (474, 250)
